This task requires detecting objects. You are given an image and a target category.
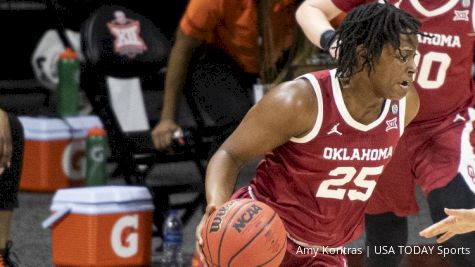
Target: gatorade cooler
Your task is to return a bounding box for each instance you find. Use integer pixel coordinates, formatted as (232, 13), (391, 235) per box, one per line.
(42, 186), (154, 266)
(19, 116), (102, 192)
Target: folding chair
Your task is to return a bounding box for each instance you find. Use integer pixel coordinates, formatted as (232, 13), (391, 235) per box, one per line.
(79, 4), (209, 235)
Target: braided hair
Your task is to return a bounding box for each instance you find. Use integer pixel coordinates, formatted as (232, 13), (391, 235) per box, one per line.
(334, 2), (421, 79)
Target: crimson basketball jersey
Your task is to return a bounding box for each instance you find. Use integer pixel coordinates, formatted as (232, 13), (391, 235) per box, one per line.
(249, 69), (406, 247)
(332, 0), (475, 123)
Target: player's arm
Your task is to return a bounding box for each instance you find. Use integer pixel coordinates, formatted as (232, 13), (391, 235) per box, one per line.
(295, 0), (342, 49)
(419, 208), (475, 243)
(404, 85), (420, 127)
(196, 79), (317, 264)
(205, 79), (317, 208)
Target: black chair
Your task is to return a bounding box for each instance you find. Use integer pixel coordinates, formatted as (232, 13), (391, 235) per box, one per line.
(79, 4), (210, 235)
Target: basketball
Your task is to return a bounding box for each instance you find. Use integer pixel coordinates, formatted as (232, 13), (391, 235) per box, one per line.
(201, 199), (287, 267)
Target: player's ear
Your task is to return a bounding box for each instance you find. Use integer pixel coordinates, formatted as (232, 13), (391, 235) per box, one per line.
(355, 44), (369, 69)
(356, 44), (367, 61)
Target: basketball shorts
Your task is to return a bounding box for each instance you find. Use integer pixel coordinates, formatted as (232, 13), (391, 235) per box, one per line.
(366, 107), (475, 216)
(0, 113), (24, 209)
(232, 187), (348, 267)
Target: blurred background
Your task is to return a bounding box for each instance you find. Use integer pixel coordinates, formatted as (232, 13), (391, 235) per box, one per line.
(0, 0), (453, 266)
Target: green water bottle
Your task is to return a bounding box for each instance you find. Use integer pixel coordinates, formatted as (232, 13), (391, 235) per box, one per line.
(86, 127), (107, 186)
(57, 48), (80, 117)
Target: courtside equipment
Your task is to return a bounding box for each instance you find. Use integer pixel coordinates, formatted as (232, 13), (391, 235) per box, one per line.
(42, 186), (154, 266)
(19, 116), (102, 191)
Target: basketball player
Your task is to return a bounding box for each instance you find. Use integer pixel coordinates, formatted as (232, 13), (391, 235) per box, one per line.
(196, 3), (421, 266)
(296, 0), (475, 266)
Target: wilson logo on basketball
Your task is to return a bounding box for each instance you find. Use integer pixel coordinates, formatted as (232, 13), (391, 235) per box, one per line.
(233, 204), (263, 233)
(210, 200), (239, 233)
(111, 215), (139, 258)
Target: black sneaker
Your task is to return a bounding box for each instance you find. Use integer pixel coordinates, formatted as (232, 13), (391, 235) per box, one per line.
(0, 241), (18, 267)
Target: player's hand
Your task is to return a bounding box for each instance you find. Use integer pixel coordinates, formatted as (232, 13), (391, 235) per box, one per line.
(419, 208), (475, 243)
(0, 110), (12, 175)
(151, 119), (180, 150)
(195, 205), (217, 267)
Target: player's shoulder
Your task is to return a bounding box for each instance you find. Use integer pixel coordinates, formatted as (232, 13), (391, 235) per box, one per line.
(271, 78), (315, 104)
(309, 69), (332, 80)
(295, 69), (332, 87)
(266, 76), (319, 115)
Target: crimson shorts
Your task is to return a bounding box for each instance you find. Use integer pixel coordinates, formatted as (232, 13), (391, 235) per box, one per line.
(231, 187), (348, 267)
(366, 108), (475, 216)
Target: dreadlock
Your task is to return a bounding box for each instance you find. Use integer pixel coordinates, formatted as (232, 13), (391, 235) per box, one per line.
(334, 2), (422, 79)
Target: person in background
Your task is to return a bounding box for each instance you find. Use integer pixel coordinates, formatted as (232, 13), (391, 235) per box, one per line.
(152, 0), (299, 154)
(196, 3), (421, 266)
(296, 0), (475, 266)
(0, 110), (24, 267)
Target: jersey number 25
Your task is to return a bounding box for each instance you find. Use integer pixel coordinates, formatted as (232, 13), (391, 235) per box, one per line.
(316, 166), (383, 201)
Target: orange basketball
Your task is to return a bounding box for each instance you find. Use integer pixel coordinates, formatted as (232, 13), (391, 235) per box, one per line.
(201, 199), (287, 267)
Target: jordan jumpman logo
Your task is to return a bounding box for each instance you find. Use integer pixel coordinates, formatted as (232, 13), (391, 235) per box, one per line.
(327, 123), (342, 136)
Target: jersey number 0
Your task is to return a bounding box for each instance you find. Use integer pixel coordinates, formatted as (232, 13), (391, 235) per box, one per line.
(415, 51), (451, 90)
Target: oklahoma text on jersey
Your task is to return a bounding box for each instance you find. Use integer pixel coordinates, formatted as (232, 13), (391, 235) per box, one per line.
(418, 31), (461, 48)
(323, 146), (394, 161)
